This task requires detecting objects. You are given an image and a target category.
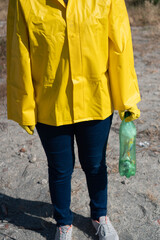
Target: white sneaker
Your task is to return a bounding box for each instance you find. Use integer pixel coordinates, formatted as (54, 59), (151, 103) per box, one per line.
(92, 216), (119, 240)
(54, 225), (72, 240)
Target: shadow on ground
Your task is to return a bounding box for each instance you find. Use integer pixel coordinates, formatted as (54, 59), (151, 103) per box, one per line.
(0, 193), (97, 240)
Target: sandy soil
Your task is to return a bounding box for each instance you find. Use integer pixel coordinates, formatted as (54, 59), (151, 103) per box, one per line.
(0, 1), (160, 240)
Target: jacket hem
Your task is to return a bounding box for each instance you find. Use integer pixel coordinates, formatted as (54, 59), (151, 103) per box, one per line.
(36, 112), (114, 127)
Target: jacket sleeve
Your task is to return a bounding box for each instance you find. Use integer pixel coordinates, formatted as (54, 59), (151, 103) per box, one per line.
(7, 0), (36, 125)
(108, 0), (141, 110)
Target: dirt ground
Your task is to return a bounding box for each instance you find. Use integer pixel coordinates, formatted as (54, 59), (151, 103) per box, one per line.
(0, 1), (160, 240)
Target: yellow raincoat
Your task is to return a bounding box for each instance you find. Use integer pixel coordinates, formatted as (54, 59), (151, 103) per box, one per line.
(7, 0), (141, 126)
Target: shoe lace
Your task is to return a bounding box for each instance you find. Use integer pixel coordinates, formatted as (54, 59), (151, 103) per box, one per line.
(59, 225), (72, 240)
(95, 222), (111, 237)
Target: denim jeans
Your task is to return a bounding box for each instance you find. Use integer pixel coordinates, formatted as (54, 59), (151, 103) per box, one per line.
(36, 114), (113, 226)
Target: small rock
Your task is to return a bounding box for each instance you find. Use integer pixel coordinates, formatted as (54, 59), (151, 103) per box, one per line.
(41, 179), (48, 185)
(4, 224), (9, 229)
(37, 179), (48, 185)
(139, 142), (145, 147)
(0, 223), (5, 229)
(17, 152), (23, 157)
(28, 154), (37, 163)
(138, 141), (150, 147)
(19, 147), (27, 153)
(0, 223), (8, 230)
(144, 141), (150, 146)
(155, 219), (160, 226)
(121, 180), (125, 185)
(2, 219), (10, 223)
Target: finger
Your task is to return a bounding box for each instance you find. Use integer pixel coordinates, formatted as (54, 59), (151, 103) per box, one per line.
(25, 126), (34, 135)
(129, 106), (140, 118)
(119, 111), (125, 120)
(29, 125), (35, 131)
(124, 116), (133, 122)
(125, 113), (139, 122)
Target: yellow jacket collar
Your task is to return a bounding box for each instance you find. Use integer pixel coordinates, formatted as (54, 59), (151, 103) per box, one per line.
(57, 0), (66, 8)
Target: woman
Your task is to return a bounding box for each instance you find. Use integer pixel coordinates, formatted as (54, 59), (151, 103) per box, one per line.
(7, 0), (141, 239)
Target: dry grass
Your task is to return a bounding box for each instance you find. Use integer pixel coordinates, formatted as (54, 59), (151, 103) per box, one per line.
(0, 81), (6, 99)
(0, 0), (8, 21)
(0, 0), (160, 25)
(128, 1), (160, 26)
(0, 37), (6, 78)
(146, 191), (159, 204)
(0, 81), (7, 116)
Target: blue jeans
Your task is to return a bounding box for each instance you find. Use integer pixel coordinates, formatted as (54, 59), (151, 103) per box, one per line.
(36, 114), (113, 226)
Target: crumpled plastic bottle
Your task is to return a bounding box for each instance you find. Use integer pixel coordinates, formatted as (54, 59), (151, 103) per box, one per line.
(119, 112), (137, 178)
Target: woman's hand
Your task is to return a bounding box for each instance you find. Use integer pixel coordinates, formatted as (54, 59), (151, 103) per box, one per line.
(19, 125), (35, 135)
(119, 105), (140, 122)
